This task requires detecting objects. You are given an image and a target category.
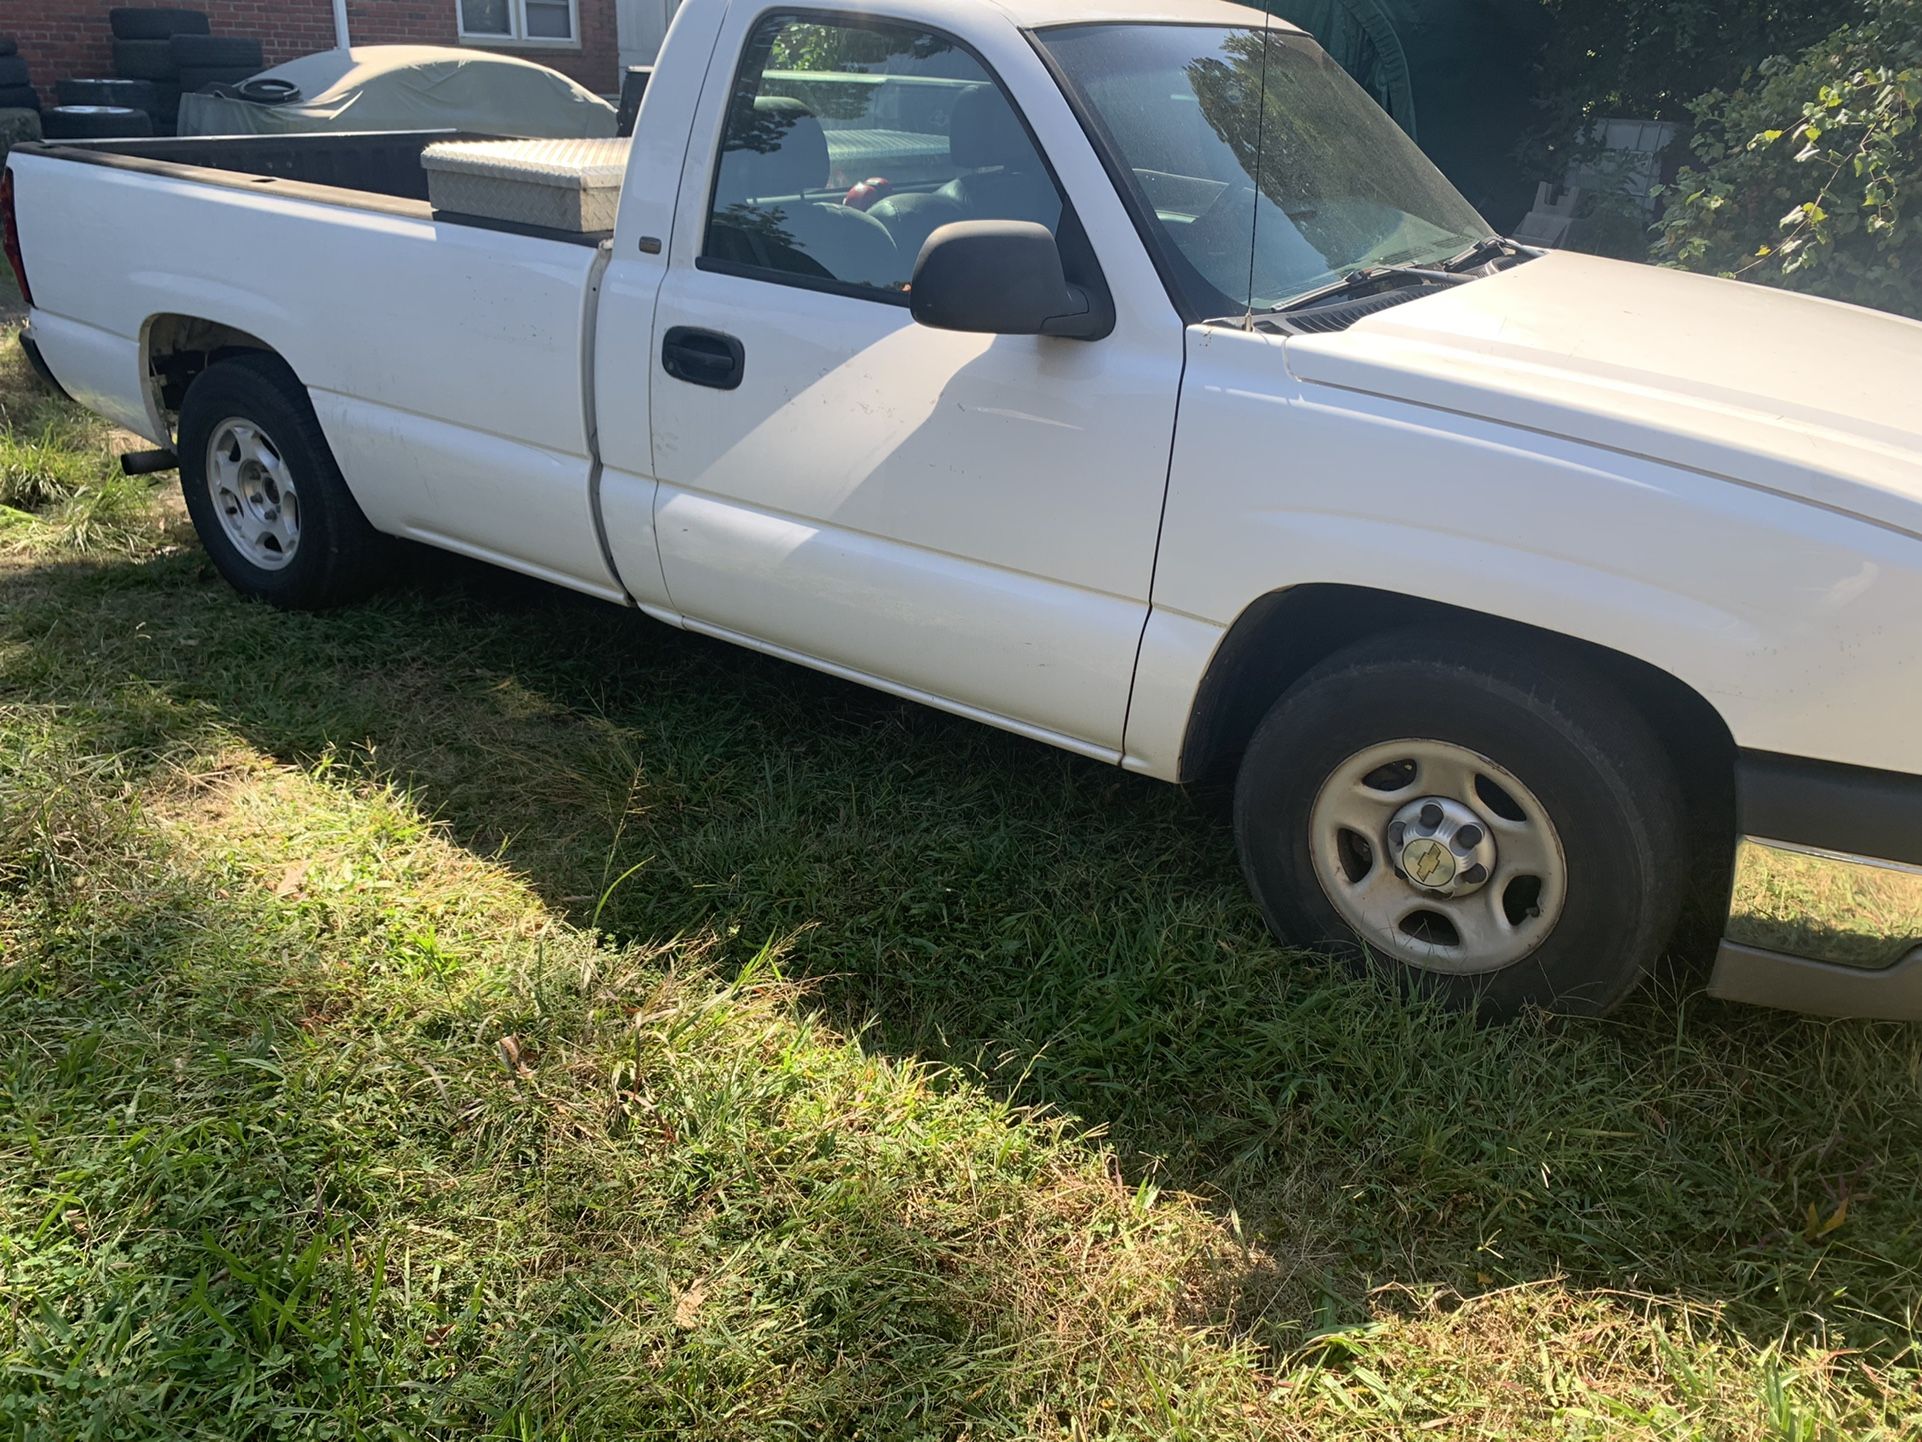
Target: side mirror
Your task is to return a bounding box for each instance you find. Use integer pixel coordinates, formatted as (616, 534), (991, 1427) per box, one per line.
(910, 221), (1110, 340)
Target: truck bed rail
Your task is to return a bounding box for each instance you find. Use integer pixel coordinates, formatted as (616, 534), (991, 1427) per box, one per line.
(22, 130), (460, 201)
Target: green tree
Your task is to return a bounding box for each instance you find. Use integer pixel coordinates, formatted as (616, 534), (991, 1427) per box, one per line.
(1656, 0), (1921, 317)
(1525, 0), (1858, 172)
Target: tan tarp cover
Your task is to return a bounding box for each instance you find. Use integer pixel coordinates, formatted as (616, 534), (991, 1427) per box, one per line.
(177, 45), (617, 139)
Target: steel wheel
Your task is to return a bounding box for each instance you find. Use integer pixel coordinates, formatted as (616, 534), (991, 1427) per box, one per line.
(205, 417), (300, 571)
(1235, 630), (1686, 1018)
(1308, 738), (1569, 975)
(179, 356), (388, 608)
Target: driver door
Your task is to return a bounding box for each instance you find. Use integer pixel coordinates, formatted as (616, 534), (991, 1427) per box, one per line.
(645, 7), (1188, 755)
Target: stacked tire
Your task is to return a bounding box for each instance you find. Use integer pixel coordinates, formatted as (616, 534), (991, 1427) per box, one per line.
(19, 8), (267, 144)
(0, 35), (40, 162)
(107, 7), (219, 134)
(35, 8), (205, 139)
(0, 35), (41, 116)
(112, 11), (263, 120)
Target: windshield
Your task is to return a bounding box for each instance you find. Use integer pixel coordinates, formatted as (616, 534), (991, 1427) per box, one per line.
(1040, 23), (1490, 317)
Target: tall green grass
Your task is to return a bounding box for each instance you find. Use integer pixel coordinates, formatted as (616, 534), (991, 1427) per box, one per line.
(0, 324), (157, 553)
(1, 329), (1918, 1438)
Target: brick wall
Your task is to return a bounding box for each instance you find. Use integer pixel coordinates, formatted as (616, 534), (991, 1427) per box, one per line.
(9, 0), (619, 99)
(8, 3), (336, 97)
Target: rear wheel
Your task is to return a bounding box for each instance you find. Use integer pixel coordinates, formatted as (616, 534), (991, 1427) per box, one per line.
(1233, 630), (1686, 1018)
(177, 355), (387, 609)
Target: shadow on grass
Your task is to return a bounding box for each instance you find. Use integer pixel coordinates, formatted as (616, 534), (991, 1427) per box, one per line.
(3, 780), (1275, 1437)
(4, 540), (1920, 1366)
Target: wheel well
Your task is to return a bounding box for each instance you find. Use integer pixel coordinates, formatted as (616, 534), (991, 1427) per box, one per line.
(144, 314), (278, 437)
(1179, 586), (1737, 902)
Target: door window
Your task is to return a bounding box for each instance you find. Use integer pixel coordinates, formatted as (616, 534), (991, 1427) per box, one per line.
(702, 14), (1065, 298)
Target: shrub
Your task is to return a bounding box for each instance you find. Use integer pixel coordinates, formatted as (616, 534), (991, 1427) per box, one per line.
(1524, 0), (1855, 175)
(1656, 0), (1921, 317)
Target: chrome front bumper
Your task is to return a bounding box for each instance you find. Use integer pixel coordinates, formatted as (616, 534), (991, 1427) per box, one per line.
(1711, 837), (1922, 1019)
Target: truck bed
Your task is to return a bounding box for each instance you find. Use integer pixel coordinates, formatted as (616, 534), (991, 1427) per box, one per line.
(21, 130), (621, 245)
(8, 123), (614, 519)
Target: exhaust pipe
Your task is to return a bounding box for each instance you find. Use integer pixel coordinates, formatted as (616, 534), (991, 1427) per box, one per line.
(120, 448), (179, 476)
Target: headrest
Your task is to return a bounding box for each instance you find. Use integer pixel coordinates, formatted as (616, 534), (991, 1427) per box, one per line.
(720, 95), (829, 200)
(949, 83), (1035, 171)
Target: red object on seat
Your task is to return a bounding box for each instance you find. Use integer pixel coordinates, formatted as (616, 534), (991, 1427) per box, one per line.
(843, 176), (892, 211)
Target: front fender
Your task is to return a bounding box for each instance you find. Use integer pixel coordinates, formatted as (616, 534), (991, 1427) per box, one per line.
(1126, 326), (1922, 781)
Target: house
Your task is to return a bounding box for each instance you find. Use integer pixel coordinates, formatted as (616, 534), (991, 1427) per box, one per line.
(10, 0), (689, 99)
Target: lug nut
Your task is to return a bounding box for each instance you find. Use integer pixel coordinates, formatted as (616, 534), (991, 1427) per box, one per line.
(1418, 802), (1442, 830)
(1455, 824), (1483, 850)
(1461, 863), (1488, 885)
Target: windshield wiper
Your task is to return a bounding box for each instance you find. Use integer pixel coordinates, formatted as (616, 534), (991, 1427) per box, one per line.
(1267, 262), (1459, 315)
(1261, 238), (1531, 318)
(1439, 235), (1529, 273)
(1202, 268), (1394, 329)
(1203, 257), (1485, 330)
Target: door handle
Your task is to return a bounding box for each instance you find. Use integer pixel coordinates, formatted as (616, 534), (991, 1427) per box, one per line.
(662, 326), (746, 390)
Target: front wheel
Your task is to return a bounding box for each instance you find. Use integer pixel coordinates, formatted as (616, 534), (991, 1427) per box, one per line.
(1233, 630), (1686, 1018)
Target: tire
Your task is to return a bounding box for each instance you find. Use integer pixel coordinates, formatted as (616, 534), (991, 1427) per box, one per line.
(1233, 629), (1686, 1019)
(0, 85), (40, 113)
(109, 7), (210, 41)
(57, 77), (158, 110)
(42, 106), (154, 140)
(169, 34), (263, 69)
(178, 66), (258, 93)
(0, 55), (29, 87)
(113, 39), (177, 81)
(178, 355), (388, 609)
(235, 77), (301, 105)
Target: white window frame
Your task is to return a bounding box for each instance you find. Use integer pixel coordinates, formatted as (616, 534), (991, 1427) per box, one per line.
(457, 0), (581, 49)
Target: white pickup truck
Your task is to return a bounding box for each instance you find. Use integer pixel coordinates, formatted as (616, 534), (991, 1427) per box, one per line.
(7, 0), (1921, 1020)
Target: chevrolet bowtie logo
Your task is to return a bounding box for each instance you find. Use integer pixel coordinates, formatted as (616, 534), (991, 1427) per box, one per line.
(1403, 837), (1456, 889)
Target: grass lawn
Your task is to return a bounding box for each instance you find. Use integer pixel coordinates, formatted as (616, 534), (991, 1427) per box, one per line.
(2, 325), (1920, 1439)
